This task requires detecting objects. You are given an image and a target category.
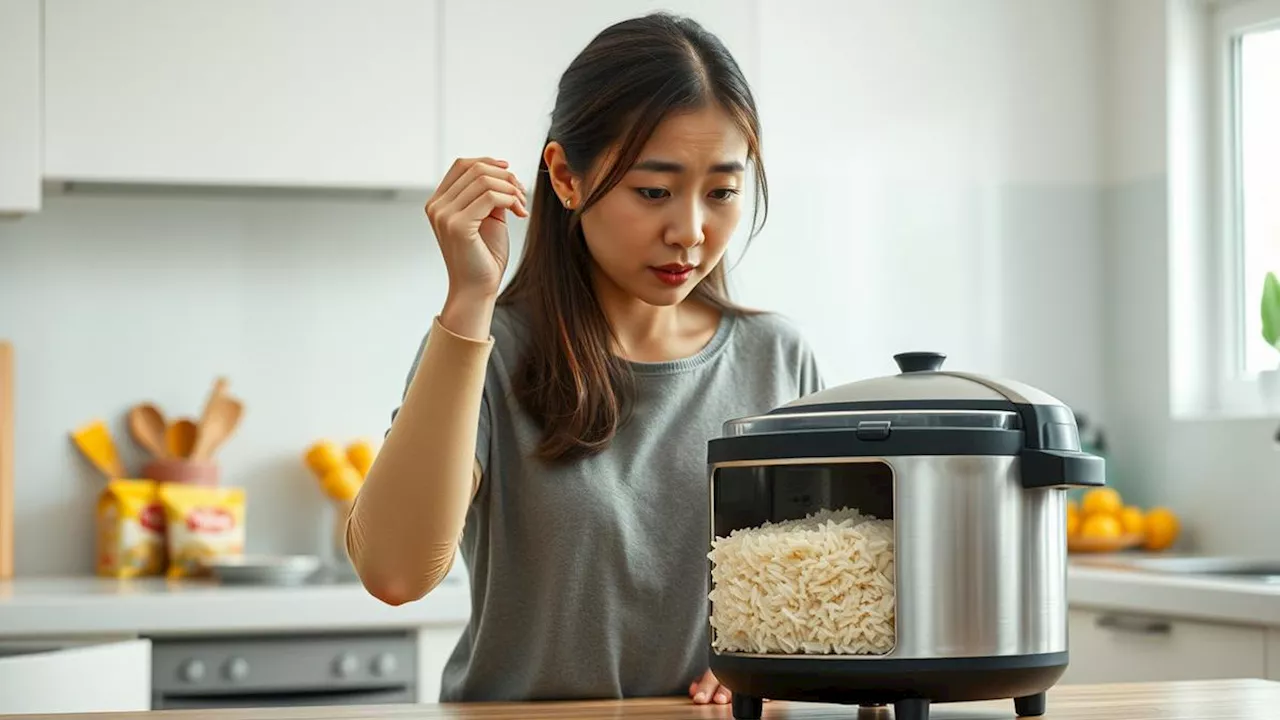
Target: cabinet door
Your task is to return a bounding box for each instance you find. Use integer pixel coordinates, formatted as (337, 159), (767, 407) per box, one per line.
(439, 0), (760, 186)
(43, 0), (438, 190)
(416, 623), (466, 703)
(1061, 608), (1266, 685)
(0, 638), (151, 714)
(1267, 629), (1280, 680)
(0, 0), (41, 214)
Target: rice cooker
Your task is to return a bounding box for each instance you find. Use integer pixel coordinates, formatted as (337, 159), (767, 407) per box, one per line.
(705, 351), (1103, 720)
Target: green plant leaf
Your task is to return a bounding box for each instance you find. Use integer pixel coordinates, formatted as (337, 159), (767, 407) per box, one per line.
(1264, 271), (1280, 351)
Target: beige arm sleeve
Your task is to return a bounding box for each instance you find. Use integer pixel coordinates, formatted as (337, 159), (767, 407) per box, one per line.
(345, 317), (489, 605)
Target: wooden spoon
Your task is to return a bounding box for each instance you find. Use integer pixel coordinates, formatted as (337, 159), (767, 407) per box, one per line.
(127, 403), (169, 459)
(190, 377), (243, 461)
(165, 418), (198, 459)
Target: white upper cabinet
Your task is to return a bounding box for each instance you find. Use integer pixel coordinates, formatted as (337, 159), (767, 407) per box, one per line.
(438, 0), (759, 188)
(42, 0), (439, 191)
(0, 0), (41, 214)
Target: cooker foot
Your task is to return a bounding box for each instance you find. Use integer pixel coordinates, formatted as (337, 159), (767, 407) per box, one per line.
(893, 697), (930, 720)
(1014, 693), (1046, 716)
(731, 693), (763, 719)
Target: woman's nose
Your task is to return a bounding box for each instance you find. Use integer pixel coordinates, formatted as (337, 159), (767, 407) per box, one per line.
(666, 205), (705, 248)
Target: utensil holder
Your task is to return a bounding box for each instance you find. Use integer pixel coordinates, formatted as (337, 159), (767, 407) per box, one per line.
(142, 458), (220, 486)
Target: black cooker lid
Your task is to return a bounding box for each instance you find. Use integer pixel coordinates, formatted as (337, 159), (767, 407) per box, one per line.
(724, 352), (1080, 453)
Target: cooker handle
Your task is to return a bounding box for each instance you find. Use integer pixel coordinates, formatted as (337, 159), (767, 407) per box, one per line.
(1019, 448), (1105, 489)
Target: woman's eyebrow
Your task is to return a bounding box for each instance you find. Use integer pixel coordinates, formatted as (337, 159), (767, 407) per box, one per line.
(630, 159), (746, 173)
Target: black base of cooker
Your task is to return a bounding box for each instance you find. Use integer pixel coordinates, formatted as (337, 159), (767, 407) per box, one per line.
(711, 651), (1066, 719)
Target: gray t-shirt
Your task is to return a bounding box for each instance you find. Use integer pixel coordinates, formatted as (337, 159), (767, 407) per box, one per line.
(398, 302), (824, 702)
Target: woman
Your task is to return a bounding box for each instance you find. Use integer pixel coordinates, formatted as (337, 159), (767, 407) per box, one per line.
(346, 11), (823, 706)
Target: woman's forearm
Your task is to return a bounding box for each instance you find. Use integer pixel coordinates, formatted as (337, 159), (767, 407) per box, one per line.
(346, 309), (492, 606)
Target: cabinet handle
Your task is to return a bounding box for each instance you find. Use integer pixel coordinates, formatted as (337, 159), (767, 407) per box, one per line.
(1095, 613), (1173, 635)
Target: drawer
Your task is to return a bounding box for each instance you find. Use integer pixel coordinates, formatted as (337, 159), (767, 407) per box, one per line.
(1061, 608), (1266, 685)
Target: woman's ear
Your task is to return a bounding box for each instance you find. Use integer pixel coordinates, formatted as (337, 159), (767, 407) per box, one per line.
(543, 141), (580, 209)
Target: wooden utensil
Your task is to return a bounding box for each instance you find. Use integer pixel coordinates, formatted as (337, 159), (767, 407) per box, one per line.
(165, 418), (198, 459)
(127, 403), (169, 459)
(70, 419), (127, 480)
(190, 377), (243, 461)
(0, 341), (14, 580)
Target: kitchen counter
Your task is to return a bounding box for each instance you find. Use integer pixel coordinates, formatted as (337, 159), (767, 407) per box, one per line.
(5, 558), (1280, 639)
(1067, 556), (1280, 626)
(0, 679), (1275, 719)
(0, 571), (470, 637)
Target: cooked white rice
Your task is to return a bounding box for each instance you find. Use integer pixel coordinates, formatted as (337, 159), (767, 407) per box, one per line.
(707, 507), (895, 655)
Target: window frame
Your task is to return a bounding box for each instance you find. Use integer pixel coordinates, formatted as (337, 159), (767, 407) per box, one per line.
(1211, 0), (1280, 414)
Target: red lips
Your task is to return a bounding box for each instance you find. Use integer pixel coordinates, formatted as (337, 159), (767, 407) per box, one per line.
(650, 263), (696, 287)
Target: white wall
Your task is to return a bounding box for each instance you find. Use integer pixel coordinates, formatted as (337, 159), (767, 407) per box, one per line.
(0, 0), (1108, 575)
(1100, 0), (1280, 551)
(741, 0), (1105, 420)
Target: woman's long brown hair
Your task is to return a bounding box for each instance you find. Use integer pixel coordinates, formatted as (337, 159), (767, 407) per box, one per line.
(497, 12), (769, 464)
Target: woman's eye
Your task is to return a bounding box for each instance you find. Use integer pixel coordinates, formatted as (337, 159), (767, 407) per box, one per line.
(637, 188), (669, 200)
(709, 188), (740, 202)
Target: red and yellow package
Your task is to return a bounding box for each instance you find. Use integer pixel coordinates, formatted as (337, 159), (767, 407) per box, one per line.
(159, 484), (245, 579)
(96, 479), (167, 578)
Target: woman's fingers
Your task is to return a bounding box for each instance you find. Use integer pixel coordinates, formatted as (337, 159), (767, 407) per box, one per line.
(458, 187), (526, 228)
(438, 159), (526, 208)
(693, 670), (720, 704)
(434, 156), (509, 200)
(442, 174), (526, 219)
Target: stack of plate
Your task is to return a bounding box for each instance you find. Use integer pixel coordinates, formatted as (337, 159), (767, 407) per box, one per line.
(202, 555), (321, 586)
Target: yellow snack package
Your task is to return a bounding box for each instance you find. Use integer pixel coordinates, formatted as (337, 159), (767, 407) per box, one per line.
(96, 479), (167, 578)
(159, 484), (246, 579)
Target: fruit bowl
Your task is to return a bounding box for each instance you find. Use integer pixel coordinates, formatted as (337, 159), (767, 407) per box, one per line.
(1067, 533), (1144, 554)
(1066, 487), (1182, 555)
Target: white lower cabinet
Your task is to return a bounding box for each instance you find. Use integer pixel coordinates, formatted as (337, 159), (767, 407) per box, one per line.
(417, 623), (467, 704)
(1061, 608), (1267, 685)
(1266, 629), (1280, 681)
(0, 638), (151, 714)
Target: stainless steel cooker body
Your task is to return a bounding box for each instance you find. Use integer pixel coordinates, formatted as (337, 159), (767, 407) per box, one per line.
(703, 352), (1105, 720)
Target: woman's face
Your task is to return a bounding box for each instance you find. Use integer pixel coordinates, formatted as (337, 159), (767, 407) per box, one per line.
(576, 105), (749, 307)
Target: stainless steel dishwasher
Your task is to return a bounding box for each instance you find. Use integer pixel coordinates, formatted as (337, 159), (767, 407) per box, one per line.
(149, 630), (417, 709)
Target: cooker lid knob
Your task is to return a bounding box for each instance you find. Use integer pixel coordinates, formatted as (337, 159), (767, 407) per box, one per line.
(893, 351), (946, 374)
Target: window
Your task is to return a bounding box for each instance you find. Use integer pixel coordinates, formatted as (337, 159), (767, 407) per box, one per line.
(1237, 25), (1280, 377)
(1219, 1), (1280, 381)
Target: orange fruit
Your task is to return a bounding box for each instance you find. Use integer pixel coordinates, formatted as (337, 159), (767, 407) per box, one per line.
(1142, 507), (1181, 551)
(319, 464), (363, 502)
(1119, 506), (1145, 537)
(304, 440), (348, 479)
(346, 439), (378, 478)
(1080, 514), (1122, 540)
(1082, 488), (1123, 518)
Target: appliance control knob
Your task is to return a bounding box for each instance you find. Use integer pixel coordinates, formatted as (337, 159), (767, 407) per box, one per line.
(224, 656), (250, 682)
(179, 659), (206, 683)
(371, 652), (398, 677)
(334, 653), (360, 678)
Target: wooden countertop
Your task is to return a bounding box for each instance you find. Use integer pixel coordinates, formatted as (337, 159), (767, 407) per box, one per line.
(7, 679), (1280, 719)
